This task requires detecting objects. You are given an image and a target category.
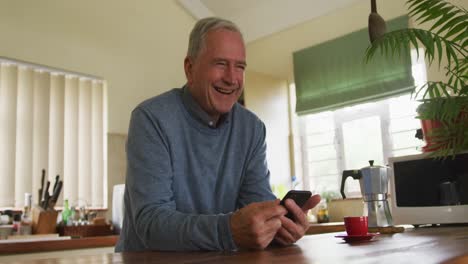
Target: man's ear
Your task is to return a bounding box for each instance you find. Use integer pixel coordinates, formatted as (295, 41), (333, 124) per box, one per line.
(184, 57), (193, 86)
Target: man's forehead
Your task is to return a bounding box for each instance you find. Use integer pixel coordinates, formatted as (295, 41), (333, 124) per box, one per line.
(192, 28), (246, 63)
(205, 29), (244, 45)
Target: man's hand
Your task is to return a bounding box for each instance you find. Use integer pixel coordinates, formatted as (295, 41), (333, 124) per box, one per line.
(230, 199), (287, 250)
(274, 194), (321, 246)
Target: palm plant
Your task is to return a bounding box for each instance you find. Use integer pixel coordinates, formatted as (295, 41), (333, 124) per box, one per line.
(365, 0), (467, 158)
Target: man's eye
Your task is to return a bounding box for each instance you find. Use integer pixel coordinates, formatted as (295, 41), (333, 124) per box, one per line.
(216, 61), (227, 66)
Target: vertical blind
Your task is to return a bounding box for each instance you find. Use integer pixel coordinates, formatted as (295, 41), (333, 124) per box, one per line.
(0, 58), (107, 208)
(293, 16), (414, 115)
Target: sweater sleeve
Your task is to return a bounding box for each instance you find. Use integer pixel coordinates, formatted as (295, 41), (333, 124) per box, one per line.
(236, 121), (277, 208)
(124, 107), (237, 251)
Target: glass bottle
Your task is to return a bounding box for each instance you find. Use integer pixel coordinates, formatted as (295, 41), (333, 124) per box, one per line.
(21, 193), (33, 235)
(12, 214), (21, 235)
(62, 199), (71, 225)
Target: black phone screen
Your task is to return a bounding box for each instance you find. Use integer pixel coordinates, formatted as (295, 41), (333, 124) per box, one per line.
(280, 190), (312, 219)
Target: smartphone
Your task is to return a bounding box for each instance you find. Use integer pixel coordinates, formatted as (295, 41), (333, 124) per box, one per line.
(280, 190), (312, 219)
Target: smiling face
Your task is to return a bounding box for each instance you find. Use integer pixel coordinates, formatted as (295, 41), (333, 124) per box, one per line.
(184, 28), (246, 123)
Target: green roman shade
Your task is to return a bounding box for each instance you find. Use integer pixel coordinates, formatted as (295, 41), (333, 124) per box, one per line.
(293, 16), (414, 115)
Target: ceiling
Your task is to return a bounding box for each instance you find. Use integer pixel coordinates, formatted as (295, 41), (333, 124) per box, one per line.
(177, 0), (363, 43)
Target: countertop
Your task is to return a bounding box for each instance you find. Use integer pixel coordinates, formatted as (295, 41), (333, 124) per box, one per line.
(4, 225), (468, 263)
(0, 222), (344, 255)
(0, 235), (118, 255)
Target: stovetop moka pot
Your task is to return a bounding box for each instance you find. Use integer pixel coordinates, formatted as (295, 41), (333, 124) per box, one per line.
(340, 160), (393, 228)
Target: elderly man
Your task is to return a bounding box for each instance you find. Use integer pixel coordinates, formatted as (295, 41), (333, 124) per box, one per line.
(115, 17), (320, 252)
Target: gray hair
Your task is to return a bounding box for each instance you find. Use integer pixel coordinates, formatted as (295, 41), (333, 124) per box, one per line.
(187, 17), (243, 60)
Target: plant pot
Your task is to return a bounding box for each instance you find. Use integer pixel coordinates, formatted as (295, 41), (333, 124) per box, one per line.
(417, 98), (468, 153)
(420, 119), (443, 152)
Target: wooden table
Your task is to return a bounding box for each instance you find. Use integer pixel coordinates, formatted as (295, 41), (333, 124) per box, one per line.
(7, 226), (468, 264)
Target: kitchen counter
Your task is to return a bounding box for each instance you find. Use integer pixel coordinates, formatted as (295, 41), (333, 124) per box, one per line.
(0, 235), (118, 255)
(0, 222), (344, 255)
(0, 222), (340, 255)
(4, 226), (468, 263)
(0, 222), (396, 255)
(306, 222), (345, 234)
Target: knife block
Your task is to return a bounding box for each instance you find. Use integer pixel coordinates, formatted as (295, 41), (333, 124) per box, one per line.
(32, 206), (58, 234)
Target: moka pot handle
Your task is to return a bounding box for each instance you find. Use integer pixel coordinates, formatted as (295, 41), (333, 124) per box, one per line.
(340, 170), (362, 199)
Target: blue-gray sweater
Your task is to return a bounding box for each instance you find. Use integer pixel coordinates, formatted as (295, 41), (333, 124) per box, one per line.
(115, 87), (276, 252)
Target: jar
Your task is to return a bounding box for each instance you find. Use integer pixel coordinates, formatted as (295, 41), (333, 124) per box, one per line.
(316, 200), (329, 223)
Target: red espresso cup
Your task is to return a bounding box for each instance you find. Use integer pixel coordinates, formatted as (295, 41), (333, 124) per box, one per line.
(344, 216), (368, 236)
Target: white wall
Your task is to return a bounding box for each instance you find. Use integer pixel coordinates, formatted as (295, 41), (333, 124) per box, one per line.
(0, 0), (194, 134)
(244, 71), (291, 188)
(246, 0), (409, 81)
(246, 0), (467, 82)
(0, 0), (195, 212)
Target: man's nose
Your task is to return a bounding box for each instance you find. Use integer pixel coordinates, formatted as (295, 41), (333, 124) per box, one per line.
(223, 66), (237, 86)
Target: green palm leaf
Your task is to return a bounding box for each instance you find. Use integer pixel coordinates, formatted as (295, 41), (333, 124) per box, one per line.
(452, 26), (467, 43)
(430, 8), (456, 32)
(407, 0), (467, 35)
(365, 28), (462, 69)
(436, 14), (467, 37)
(462, 38), (468, 49)
(366, 0), (468, 158)
(444, 22), (467, 40)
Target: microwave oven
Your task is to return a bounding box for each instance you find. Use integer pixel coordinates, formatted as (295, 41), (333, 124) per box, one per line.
(388, 152), (468, 226)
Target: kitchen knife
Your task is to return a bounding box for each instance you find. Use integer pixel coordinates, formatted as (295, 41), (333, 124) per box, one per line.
(42, 180), (50, 209)
(48, 180), (63, 210)
(52, 175), (60, 194)
(38, 169), (45, 205)
(43, 191), (50, 211)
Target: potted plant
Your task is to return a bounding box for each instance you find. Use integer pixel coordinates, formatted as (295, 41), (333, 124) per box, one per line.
(365, 0), (467, 158)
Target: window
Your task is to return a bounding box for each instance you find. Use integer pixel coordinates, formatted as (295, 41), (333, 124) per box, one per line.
(0, 58), (107, 209)
(298, 94), (423, 196)
(295, 49), (427, 197)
